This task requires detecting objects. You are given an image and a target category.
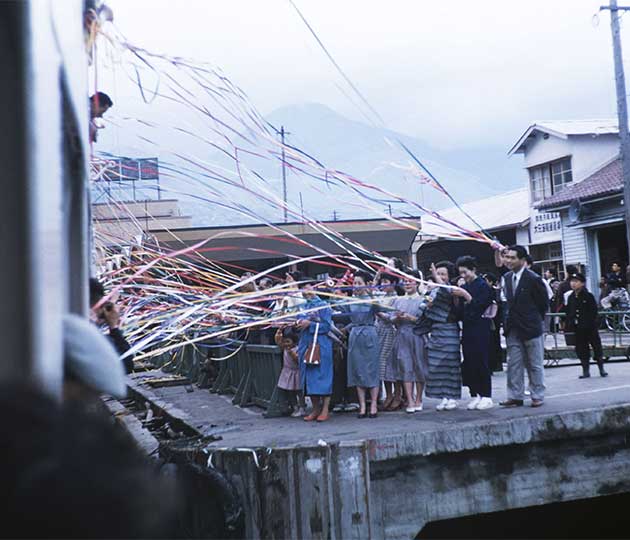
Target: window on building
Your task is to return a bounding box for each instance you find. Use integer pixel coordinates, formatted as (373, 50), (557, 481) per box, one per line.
(529, 241), (564, 277)
(529, 166), (551, 202)
(530, 242), (563, 263)
(551, 158), (573, 194)
(528, 157), (572, 202)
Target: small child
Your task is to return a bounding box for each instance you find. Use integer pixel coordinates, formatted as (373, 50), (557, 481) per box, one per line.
(275, 326), (306, 417)
(563, 272), (608, 379)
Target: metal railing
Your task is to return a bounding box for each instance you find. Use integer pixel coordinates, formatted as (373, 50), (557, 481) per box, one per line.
(543, 311), (630, 367)
(143, 338), (291, 418)
(210, 342), (290, 417)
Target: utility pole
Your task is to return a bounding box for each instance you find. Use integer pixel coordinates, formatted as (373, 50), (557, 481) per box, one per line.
(279, 126), (290, 223)
(602, 0), (630, 254)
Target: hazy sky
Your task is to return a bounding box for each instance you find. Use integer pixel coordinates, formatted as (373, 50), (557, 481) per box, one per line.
(109, 0), (622, 150)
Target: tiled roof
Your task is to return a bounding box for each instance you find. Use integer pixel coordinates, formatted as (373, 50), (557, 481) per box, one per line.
(536, 158), (622, 210)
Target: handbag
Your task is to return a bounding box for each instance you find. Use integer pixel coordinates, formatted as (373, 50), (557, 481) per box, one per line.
(482, 301), (498, 319)
(304, 322), (321, 365)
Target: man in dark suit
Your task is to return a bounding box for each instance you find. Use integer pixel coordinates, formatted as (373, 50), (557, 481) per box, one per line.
(563, 273), (608, 379)
(500, 245), (549, 408)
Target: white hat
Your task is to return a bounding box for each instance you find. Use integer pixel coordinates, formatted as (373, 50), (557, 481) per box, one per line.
(63, 314), (127, 398)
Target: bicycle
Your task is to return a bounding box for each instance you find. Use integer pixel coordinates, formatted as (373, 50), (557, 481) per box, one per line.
(601, 288), (630, 332)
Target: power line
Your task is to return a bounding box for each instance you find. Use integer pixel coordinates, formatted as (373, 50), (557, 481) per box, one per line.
(288, 0), (490, 238)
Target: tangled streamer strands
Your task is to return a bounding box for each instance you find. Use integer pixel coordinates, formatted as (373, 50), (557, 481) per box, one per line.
(89, 17), (497, 362)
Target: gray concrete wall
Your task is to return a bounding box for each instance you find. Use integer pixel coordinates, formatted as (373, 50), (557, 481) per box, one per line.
(126, 374), (630, 540)
(205, 405), (630, 540)
(371, 429), (630, 538)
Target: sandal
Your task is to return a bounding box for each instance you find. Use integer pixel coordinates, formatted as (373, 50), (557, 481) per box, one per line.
(379, 396), (394, 411)
(304, 412), (320, 422)
(386, 398), (402, 411)
(316, 412), (330, 422)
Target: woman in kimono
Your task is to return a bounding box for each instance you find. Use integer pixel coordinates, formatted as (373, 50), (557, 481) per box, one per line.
(340, 272), (383, 418)
(425, 261), (469, 411)
(455, 256), (494, 410)
(296, 279), (334, 422)
(375, 273), (402, 410)
(389, 269), (429, 414)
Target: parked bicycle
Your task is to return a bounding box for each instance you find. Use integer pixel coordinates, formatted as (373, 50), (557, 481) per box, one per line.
(600, 288), (630, 332)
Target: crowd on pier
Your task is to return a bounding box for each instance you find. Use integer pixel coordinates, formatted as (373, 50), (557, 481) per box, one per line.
(228, 244), (611, 423)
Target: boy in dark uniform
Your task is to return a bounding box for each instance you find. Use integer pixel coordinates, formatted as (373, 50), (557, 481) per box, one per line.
(563, 273), (608, 379)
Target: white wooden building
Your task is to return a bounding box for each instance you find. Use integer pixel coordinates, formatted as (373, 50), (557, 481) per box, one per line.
(509, 119), (623, 293)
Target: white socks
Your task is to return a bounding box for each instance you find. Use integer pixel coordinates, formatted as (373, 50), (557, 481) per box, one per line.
(476, 397), (494, 410)
(467, 396), (494, 410)
(436, 398), (448, 411)
(437, 398), (457, 411)
(467, 396), (481, 410)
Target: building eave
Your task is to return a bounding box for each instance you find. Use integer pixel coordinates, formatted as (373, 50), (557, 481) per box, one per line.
(536, 191), (622, 212)
(507, 124), (568, 156)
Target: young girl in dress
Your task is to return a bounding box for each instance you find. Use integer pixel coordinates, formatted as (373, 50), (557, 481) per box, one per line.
(375, 274), (402, 411)
(274, 326), (306, 417)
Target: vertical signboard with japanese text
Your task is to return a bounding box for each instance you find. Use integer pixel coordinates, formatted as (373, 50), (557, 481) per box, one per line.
(530, 209), (562, 244)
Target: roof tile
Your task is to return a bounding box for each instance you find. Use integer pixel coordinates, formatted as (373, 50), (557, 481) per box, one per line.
(536, 158), (622, 209)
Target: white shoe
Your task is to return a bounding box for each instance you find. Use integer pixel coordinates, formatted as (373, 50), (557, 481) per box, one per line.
(291, 407), (306, 418)
(476, 397), (494, 410)
(436, 398), (448, 411)
(467, 396), (481, 410)
(415, 403), (423, 412)
(405, 406), (416, 414)
(332, 404), (345, 413)
(444, 399), (458, 410)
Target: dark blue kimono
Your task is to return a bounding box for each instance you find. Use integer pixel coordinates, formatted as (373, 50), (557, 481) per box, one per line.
(297, 296), (333, 396)
(459, 276), (494, 398)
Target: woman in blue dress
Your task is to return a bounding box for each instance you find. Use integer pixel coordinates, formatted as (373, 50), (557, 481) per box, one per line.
(339, 271), (384, 418)
(296, 279), (334, 422)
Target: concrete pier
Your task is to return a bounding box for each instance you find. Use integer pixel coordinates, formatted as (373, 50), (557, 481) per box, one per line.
(123, 363), (630, 539)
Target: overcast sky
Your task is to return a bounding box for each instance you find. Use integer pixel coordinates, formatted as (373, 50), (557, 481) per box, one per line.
(108, 0), (623, 151)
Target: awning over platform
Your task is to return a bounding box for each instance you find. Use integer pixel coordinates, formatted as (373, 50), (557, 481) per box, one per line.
(161, 227), (419, 262)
